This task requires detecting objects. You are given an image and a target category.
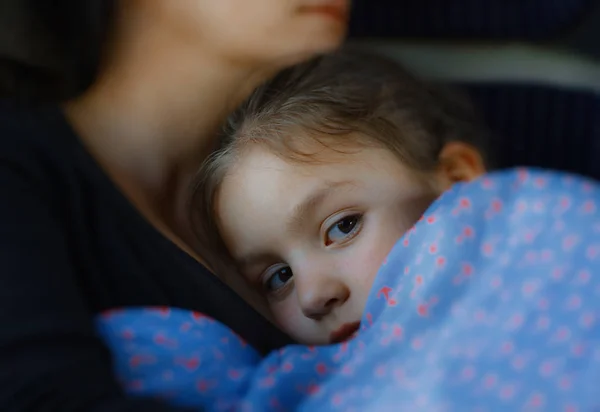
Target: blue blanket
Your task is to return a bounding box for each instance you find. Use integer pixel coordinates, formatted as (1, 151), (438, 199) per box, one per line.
(97, 168), (600, 411)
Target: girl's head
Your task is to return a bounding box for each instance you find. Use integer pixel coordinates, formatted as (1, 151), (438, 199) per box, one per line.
(0, 0), (348, 101)
(193, 49), (489, 344)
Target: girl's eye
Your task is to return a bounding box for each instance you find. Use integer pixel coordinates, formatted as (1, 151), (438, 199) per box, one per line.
(325, 214), (363, 246)
(264, 266), (294, 292)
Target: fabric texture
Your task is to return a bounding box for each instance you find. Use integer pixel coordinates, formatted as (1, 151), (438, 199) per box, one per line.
(97, 168), (600, 411)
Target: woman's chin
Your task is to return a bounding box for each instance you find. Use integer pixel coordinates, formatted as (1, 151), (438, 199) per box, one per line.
(277, 41), (345, 70)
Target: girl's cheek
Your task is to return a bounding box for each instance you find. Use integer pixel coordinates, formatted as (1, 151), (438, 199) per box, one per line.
(271, 300), (303, 334)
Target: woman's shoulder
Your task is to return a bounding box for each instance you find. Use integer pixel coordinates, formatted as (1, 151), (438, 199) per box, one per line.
(0, 100), (79, 176)
(0, 100), (102, 210)
(0, 99), (78, 142)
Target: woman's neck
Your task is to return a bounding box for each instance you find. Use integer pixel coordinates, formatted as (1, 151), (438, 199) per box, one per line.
(63, 10), (273, 237)
(65, 52), (268, 198)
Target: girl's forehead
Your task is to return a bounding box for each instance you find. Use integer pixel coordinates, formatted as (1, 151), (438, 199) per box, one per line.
(217, 144), (417, 220)
(228, 140), (391, 177)
(217, 146), (418, 218)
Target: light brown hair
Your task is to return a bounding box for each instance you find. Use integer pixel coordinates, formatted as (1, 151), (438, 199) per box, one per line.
(191, 47), (489, 274)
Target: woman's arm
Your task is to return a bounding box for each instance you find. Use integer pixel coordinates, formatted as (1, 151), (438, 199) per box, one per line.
(0, 163), (193, 412)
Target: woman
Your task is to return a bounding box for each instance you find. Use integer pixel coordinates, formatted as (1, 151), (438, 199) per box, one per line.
(0, 0), (348, 410)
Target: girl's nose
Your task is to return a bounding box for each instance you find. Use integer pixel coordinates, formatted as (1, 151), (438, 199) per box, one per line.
(296, 274), (350, 320)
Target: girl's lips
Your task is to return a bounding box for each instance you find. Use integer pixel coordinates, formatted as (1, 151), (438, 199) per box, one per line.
(330, 321), (360, 344)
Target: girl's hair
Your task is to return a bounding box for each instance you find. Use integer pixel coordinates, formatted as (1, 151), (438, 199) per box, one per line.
(0, 0), (116, 102)
(190, 47), (490, 274)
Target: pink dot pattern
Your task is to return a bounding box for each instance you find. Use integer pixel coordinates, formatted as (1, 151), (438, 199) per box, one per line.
(97, 168), (600, 411)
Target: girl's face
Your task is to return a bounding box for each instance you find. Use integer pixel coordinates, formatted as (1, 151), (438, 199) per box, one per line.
(145, 0), (349, 68)
(216, 139), (440, 344)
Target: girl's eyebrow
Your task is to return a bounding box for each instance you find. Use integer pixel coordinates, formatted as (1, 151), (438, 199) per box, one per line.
(285, 180), (358, 234)
(236, 254), (270, 278)
(236, 180), (358, 272)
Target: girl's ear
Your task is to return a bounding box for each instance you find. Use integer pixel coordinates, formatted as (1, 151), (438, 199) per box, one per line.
(434, 141), (486, 191)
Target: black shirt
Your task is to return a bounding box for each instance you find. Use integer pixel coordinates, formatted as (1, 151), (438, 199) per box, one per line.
(0, 101), (291, 411)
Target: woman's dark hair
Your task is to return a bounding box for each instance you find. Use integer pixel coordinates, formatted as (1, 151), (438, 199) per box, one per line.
(0, 0), (116, 102)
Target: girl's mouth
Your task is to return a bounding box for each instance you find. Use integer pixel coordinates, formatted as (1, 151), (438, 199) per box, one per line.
(329, 321), (360, 343)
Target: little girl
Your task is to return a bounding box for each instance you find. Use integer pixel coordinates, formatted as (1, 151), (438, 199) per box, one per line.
(192, 48), (490, 345)
(98, 50), (600, 411)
